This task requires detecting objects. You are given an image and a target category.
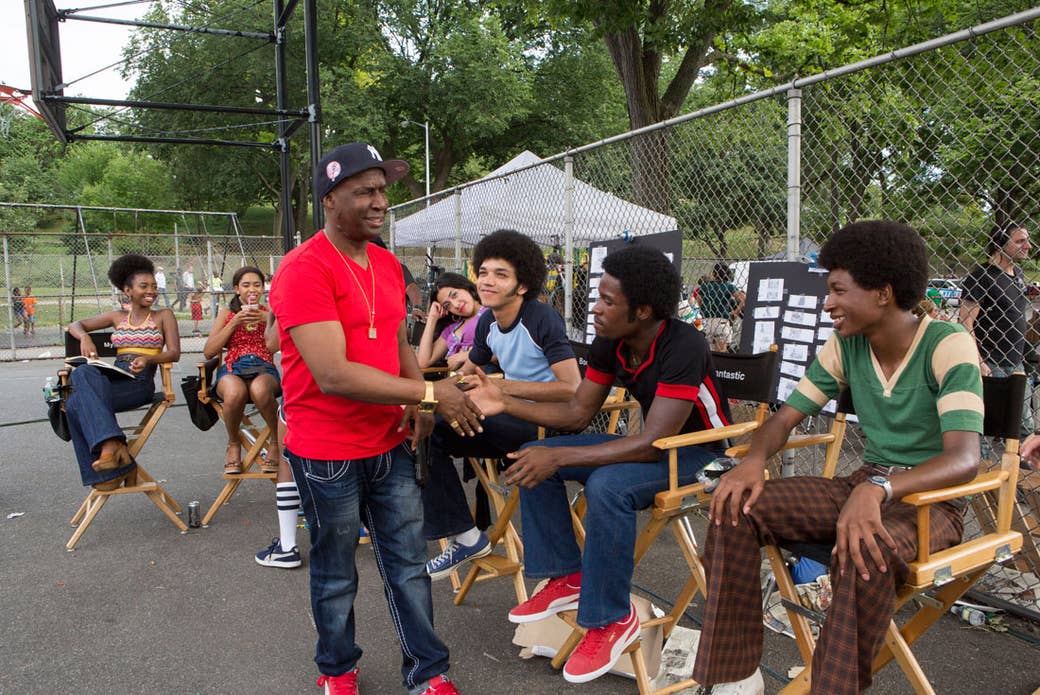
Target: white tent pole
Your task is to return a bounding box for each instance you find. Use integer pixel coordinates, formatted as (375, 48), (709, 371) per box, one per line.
(453, 191), (463, 272)
(563, 156), (575, 328)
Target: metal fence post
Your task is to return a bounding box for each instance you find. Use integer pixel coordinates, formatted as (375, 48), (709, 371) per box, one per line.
(786, 86), (802, 262)
(453, 190), (462, 272)
(563, 155), (575, 328)
(3, 234), (15, 358)
(106, 235), (117, 308)
(77, 207), (102, 312)
(58, 257), (65, 331)
(207, 240), (216, 317)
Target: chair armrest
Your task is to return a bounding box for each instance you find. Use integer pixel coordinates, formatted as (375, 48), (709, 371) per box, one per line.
(725, 432), (837, 459)
(652, 420), (759, 451)
(196, 357), (219, 399)
(159, 363), (175, 403)
(900, 470), (1007, 506)
(907, 469), (1010, 565)
(654, 481), (709, 513)
(598, 400), (640, 414)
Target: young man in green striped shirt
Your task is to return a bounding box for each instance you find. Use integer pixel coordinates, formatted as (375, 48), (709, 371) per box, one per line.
(692, 221), (983, 694)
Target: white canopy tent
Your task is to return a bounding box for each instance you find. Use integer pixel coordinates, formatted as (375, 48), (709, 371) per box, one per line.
(390, 150), (677, 249)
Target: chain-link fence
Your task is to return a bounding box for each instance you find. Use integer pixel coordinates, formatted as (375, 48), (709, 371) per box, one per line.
(0, 203), (286, 359)
(388, 8), (1040, 620)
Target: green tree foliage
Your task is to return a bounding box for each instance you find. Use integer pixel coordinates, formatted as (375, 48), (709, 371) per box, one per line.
(123, 1), (286, 220)
(116, 0), (624, 229)
(0, 107), (64, 232)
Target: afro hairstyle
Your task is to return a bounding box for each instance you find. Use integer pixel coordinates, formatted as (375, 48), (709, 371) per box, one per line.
(107, 253), (155, 291)
(601, 244), (681, 320)
(817, 220), (927, 310)
(472, 229), (547, 302)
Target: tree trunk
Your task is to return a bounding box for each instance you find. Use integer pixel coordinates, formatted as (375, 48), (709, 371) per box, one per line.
(598, 0), (728, 215)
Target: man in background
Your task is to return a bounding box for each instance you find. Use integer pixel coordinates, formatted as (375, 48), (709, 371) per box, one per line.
(154, 266), (169, 307)
(960, 221), (1033, 435)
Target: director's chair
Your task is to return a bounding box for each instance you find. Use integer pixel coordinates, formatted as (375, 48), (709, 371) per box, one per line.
(449, 387), (643, 607)
(765, 374), (1025, 695)
(550, 346), (780, 694)
(60, 331), (186, 550)
(194, 357), (278, 526)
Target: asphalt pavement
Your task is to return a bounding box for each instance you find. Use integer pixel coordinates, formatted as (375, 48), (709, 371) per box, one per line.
(1, 356), (1038, 695)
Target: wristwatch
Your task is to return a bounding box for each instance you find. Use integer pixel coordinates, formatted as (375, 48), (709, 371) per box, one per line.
(418, 381), (438, 413)
(866, 474), (893, 502)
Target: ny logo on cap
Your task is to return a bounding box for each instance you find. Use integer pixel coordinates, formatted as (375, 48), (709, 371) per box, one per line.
(367, 145), (383, 162)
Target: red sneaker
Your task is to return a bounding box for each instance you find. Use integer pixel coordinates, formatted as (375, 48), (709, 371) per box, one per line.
(507, 572), (581, 624)
(418, 674), (460, 694)
(317, 667), (359, 695)
(562, 603), (640, 683)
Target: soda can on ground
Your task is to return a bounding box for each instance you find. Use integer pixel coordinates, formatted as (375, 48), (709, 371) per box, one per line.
(187, 500), (201, 528)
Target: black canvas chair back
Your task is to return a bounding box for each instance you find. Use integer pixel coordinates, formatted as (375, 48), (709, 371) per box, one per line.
(569, 340), (590, 377)
(982, 373), (1026, 439)
(65, 330), (116, 357)
(711, 348), (779, 404)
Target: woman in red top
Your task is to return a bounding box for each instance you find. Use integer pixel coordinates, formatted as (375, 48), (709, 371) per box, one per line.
(203, 266), (281, 474)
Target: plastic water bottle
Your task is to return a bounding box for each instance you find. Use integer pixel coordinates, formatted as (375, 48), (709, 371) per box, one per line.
(697, 456), (738, 493)
(950, 605), (987, 626)
(42, 376), (56, 403)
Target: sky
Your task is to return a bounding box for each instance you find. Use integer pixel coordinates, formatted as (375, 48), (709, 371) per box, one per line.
(2, 1), (149, 102)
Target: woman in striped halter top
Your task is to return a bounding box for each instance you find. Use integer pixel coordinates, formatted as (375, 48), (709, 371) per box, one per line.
(65, 254), (181, 490)
(203, 266), (281, 474)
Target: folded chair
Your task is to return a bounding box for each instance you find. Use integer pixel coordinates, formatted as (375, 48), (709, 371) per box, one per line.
(767, 374), (1025, 695)
(195, 357), (277, 526)
(60, 331), (186, 550)
(551, 346), (780, 694)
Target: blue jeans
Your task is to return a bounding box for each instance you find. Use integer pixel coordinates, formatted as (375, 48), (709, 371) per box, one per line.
(214, 353), (281, 384)
(421, 412), (539, 540)
(288, 443), (450, 690)
(519, 433), (716, 628)
(65, 360), (156, 486)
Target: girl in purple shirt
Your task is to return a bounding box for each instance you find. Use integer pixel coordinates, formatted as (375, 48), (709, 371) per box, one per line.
(417, 272), (487, 371)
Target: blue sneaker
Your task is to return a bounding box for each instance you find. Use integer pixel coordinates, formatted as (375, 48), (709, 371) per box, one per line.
(359, 525), (371, 545)
(255, 537), (302, 568)
(426, 533), (492, 581)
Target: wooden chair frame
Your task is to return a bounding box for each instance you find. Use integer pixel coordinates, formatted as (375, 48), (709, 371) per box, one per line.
(62, 350), (186, 549)
(766, 375), (1026, 695)
(196, 357), (277, 526)
(551, 347), (780, 695)
(443, 387), (643, 607)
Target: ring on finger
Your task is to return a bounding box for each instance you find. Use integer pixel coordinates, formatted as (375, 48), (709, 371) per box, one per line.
(449, 420), (460, 428)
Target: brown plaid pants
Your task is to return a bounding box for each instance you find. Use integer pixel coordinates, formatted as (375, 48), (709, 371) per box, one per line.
(692, 465), (964, 694)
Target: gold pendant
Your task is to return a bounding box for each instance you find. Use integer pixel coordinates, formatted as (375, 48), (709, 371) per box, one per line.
(368, 327), (377, 339)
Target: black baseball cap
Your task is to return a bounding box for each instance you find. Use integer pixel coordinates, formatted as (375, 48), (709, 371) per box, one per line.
(315, 143), (409, 201)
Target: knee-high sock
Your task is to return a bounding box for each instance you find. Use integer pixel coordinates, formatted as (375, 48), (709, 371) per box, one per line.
(276, 482), (300, 551)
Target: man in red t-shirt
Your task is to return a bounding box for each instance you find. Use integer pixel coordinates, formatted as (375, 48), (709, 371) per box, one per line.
(269, 142), (479, 695)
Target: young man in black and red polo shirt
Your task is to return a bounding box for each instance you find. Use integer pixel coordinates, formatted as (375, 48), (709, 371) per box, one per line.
(468, 244), (730, 684)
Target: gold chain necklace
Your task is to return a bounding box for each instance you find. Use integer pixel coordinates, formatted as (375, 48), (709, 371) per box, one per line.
(126, 309), (151, 328)
(329, 234), (377, 339)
